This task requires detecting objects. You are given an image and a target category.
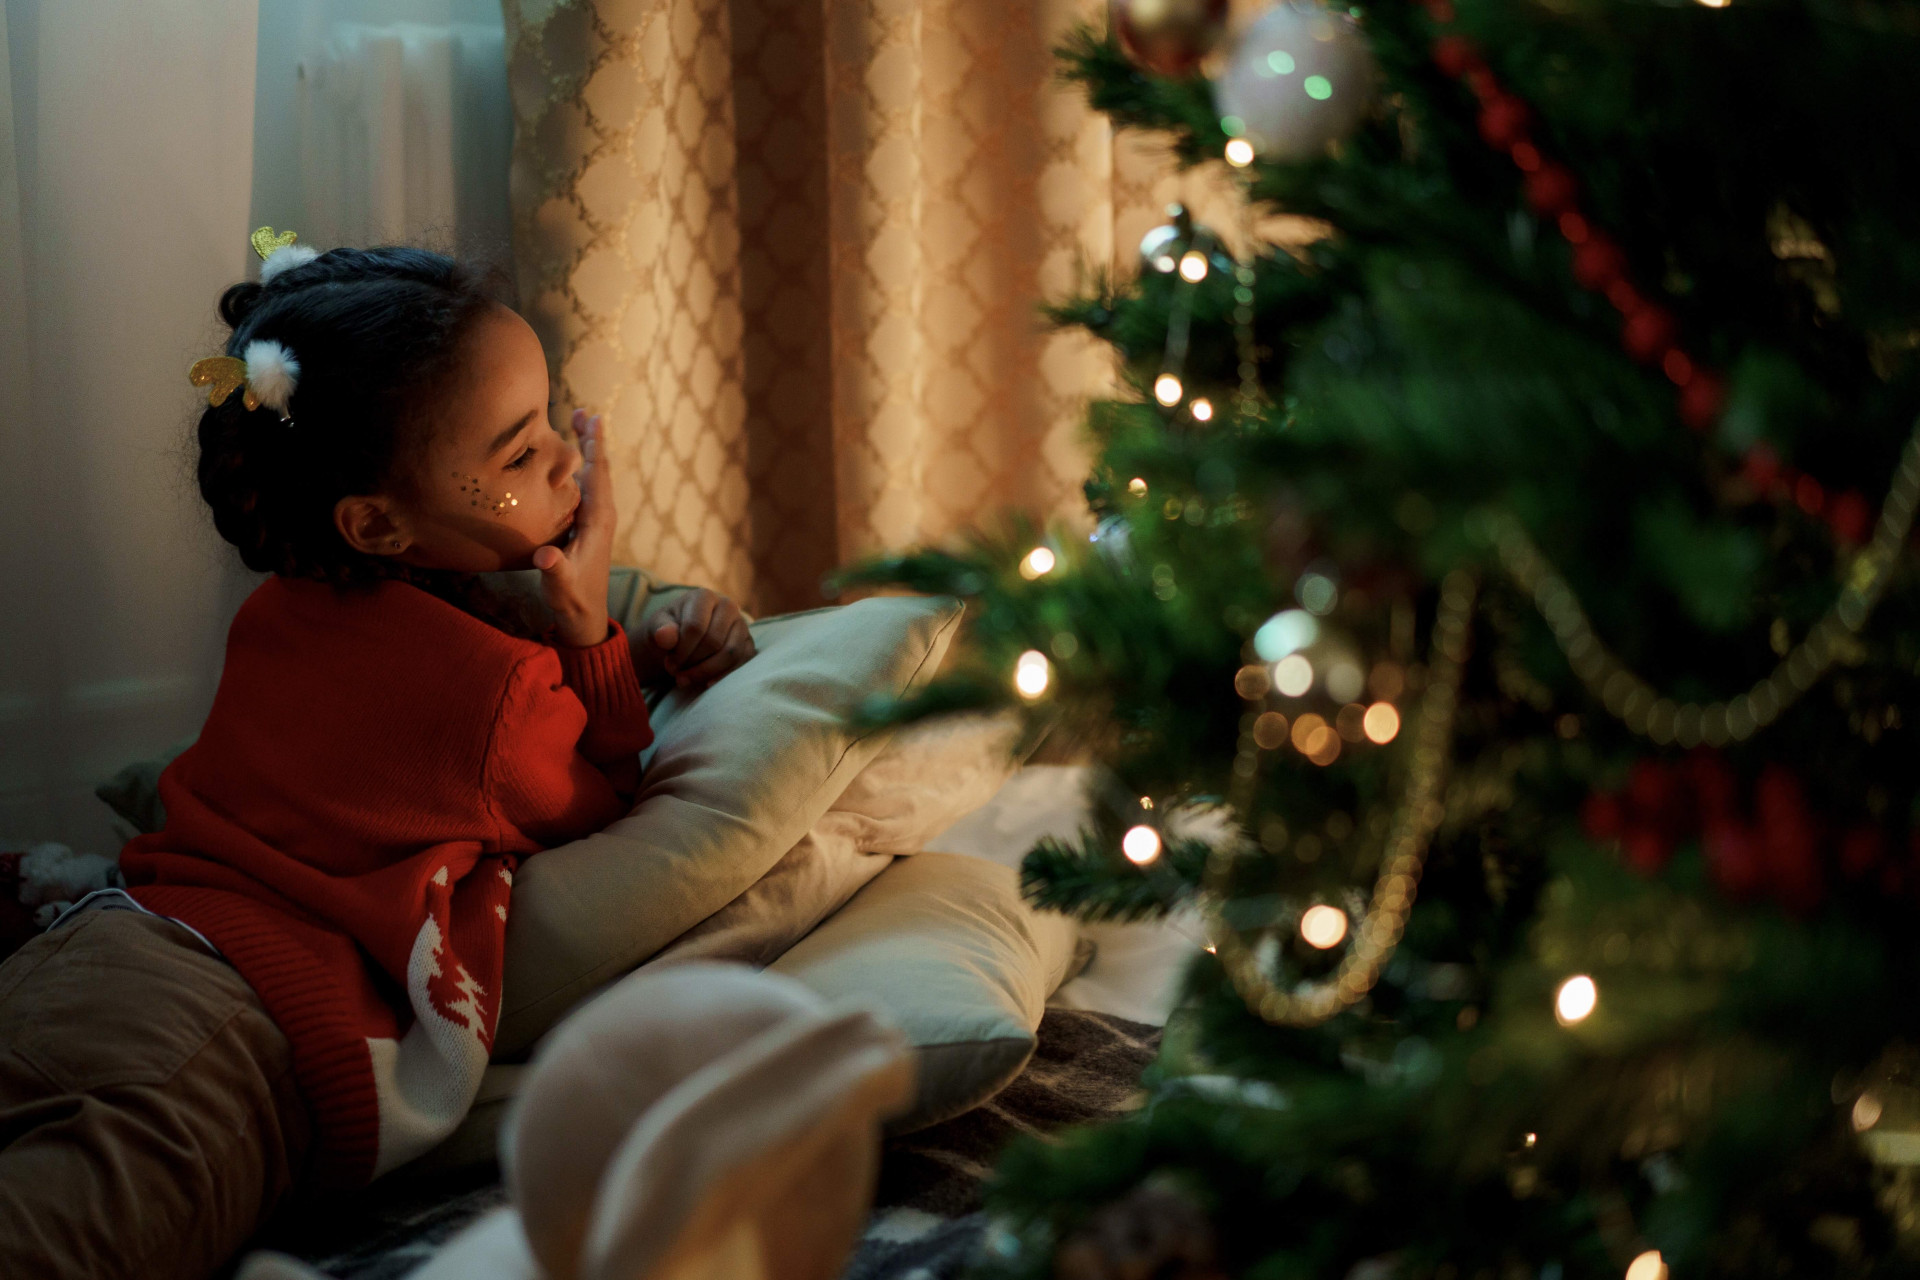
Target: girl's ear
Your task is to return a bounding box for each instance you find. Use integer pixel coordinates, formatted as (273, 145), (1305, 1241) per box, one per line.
(334, 493), (409, 556)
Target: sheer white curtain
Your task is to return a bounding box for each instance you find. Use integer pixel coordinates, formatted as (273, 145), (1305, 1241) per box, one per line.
(1, 0), (261, 857)
(251, 0), (511, 257)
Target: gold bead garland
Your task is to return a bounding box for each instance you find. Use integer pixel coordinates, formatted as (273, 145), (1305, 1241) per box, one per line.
(1481, 416), (1920, 748)
(1209, 570), (1477, 1027)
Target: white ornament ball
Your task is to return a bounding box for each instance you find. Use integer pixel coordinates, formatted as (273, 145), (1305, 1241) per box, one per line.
(1213, 1), (1376, 161)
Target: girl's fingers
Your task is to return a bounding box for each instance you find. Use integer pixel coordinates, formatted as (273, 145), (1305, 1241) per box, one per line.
(533, 545), (564, 574)
(677, 625), (753, 686)
(669, 593), (720, 665)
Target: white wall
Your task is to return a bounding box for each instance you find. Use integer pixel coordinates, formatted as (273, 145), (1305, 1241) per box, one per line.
(2, 0), (262, 858)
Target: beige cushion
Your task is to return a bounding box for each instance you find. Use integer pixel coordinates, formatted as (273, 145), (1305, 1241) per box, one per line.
(642, 712), (1022, 971)
(495, 593), (963, 1054)
(770, 851), (1080, 1132)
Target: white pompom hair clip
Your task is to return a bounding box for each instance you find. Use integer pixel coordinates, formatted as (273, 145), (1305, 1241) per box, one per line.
(186, 226), (312, 423)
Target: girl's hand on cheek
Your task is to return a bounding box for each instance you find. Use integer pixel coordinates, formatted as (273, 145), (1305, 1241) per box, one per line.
(533, 412), (614, 648)
(648, 589), (756, 690)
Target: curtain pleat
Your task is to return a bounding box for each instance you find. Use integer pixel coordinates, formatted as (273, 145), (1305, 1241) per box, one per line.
(503, 0), (1218, 614)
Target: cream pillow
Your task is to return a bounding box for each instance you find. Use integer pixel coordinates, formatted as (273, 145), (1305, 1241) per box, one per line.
(494, 593), (963, 1054)
(641, 712), (1022, 971)
(769, 851), (1081, 1132)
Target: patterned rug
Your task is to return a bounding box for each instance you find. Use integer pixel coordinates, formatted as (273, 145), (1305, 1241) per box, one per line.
(262, 1009), (1160, 1280)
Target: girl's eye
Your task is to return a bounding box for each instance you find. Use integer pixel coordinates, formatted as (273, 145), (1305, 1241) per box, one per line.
(505, 447), (535, 471)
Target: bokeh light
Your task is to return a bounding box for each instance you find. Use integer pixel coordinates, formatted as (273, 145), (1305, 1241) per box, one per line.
(1273, 654), (1314, 697)
(1178, 251), (1210, 283)
(1224, 138), (1255, 167)
(1154, 373), (1184, 406)
(1300, 904), (1349, 949)
(1363, 702), (1401, 744)
(1325, 659), (1365, 703)
(1253, 711), (1289, 750)
(1854, 1092), (1884, 1131)
(1555, 974), (1598, 1025)
(1014, 650), (1051, 699)
(1625, 1252), (1667, 1280)
(1128, 476), (1149, 496)
(1253, 609), (1319, 661)
(1019, 546), (1056, 579)
(1190, 397), (1214, 422)
(1122, 825), (1163, 866)
(1234, 664), (1272, 699)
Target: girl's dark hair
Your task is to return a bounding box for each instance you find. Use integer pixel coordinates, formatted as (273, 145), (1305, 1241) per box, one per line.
(197, 246), (546, 637)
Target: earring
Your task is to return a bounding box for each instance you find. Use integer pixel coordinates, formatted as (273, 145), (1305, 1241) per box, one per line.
(390, 539), (402, 550)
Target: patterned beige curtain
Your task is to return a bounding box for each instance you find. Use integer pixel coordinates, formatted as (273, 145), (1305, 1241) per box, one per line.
(501, 0), (1240, 613)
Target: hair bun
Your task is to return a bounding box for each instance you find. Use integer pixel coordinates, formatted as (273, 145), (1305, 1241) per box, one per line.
(219, 281), (267, 330)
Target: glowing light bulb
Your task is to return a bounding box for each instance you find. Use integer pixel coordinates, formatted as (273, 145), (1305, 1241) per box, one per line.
(1178, 251), (1209, 283)
(1128, 476), (1149, 497)
(1854, 1092), (1884, 1131)
(1019, 546), (1056, 579)
(1555, 974), (1598, 1025)
(1299, 904), (1348, 949)
(1140, 795), (1154, 810)
(1122, 825), (1162, 866)
(1363, 702), (1400, 744)
(1190, 397), (1214, 422)
(1272, 654), (1314, 697)
(1625, 1252), (1667, 1280)
(1224, 138), (1255, 167)
(1013, 650), (1051, 699)
(1695, 0), (1729, 7)
(1154, 373), (1184, 406)
(1523, 1132), (1538, 1148)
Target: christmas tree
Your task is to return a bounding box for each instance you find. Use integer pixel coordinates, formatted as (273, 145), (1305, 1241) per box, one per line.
(840, 0), (1920, 1275)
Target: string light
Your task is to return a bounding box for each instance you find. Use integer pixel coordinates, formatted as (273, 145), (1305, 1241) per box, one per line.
(1128, 476), (1148, 496)
(1013, 650), (1051, 699)
(1853, 1092), (1884, 1131)
(1178, 251), (1210, 283)
(1273, 654), (1314, 697)
(1224, 138), (1256, 167)
(1363, 702), (1401, 743)
(1154, 373), (1184, 406)
(1695, 0), (1728, 7)
(1523, 1132), (1538, 1148)
(1123, 825), (1163, 865)
(1555, 974), (1598, 1025)
(1300, 904), (1349, 949)
(1211, 570), (1478, 1027)
(1019, 546), (1056, 579)
(1625, 1252), (1667, 1280)
(1190, 397), (1214, 422)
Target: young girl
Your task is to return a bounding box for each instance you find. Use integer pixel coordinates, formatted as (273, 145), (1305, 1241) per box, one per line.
(0, 240), (755, 1280)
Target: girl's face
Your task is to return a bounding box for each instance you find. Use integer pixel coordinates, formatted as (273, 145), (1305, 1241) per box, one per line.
(335, 305), (584, 573)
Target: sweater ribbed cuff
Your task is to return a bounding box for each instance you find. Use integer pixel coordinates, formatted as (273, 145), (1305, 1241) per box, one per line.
(554, 620), (653, 752)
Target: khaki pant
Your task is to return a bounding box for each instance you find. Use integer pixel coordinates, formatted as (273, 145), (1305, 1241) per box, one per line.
(0, 907), (311, 1280)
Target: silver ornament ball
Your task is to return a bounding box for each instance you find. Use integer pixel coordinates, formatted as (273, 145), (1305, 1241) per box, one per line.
(1213, 1), (1376, 161)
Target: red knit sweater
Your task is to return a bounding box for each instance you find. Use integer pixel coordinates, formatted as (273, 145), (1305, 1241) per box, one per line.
(122, 575), (653, 1187)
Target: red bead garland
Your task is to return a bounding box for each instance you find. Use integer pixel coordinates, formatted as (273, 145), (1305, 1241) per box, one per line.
(1417, 1), (1870, 545)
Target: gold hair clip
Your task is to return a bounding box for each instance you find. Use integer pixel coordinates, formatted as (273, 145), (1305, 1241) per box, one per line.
(190, 356), (257, 410)
(188, 339), (301, 420)
(251, 226), (298, 260)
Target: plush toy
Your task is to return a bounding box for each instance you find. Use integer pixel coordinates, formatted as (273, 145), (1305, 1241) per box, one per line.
(1, 841), (121, 931)
(239, 965), (914, 1280)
